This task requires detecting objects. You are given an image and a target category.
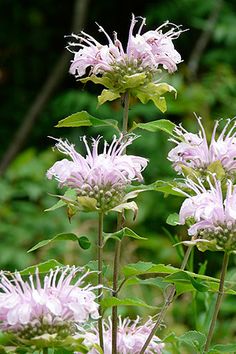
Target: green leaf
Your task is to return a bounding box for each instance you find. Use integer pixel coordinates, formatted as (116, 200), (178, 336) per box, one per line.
(19, 259), (63, 275)
(122, 72), (146, 89)
(98, 89), (120, 105)
(209, 343), (236, 353)
(45, 189), (77, 212)
(132, 119), (176, 136)
(103, 227), (147, 244)
(28, 233), (91, 252)
(178, 330), (206, 352)
(55, 110), (119, 131)
(152, 180), (185, 197)
(80, 74), (113, 88)
(166, 213), (180, 226)
(165, 271), (209, 292)
(135, 82), (176, 112)
(101, 296), (155, 309)
(77, 196), (98, 212)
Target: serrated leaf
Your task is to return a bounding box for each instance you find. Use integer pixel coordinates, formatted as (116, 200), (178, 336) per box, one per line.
(28, 233), (91, 253)
(103, 227), (147, 244)
(166, 213), (180, 226)
(55, 110), (119, 131)
(178, 331), (206, 351)
(19, 259), (63, 275)
(133, 119), (176, 136)
(101, 296), (155, 309)
(98, 89), (121, 105)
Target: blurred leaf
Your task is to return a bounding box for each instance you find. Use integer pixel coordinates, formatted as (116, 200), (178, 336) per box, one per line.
(166, 213), (180, 226)
(101, 296), (155, 309)
(28, 233), (91, 252)
(178, 330), (206, 352)
(208, 343), (236, 353)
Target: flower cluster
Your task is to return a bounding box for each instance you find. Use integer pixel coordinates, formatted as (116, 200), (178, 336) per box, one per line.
(76, 316), (164, 354)
(47, 135), (148, 212)
(168, 117), (236, 178)
(177, 177), (236, 252)
(0, 267), (99, 340)
(68, 14), (183, 80)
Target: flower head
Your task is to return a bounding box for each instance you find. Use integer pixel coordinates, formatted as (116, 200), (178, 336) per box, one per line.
(0, 266), (99, 340)
(178, 176), (236, 252)
(68, 15), (183, 79)
(67, 15), (184, 111)
(168, 116), (236, 178)
(47, 135), (148, 212)
(76, 316), (164, 354)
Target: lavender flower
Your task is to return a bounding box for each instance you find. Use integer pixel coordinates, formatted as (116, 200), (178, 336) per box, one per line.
(0, 266), (99, 340)
(68, 14), (183, 80)
(178, 176), (236, 252)
(47, 135), (148, 212)
(76, 316), (164, 354)
(168, 117), (236, 178)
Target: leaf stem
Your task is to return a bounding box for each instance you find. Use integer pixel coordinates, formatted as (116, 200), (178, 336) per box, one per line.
(98, 212), (104, 351)
(203, 251), (230, 352)
(139, 245), (193, 354)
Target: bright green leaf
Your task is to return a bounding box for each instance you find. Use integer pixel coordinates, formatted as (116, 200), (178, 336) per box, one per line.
(19, 259), (63, 275)
(133, 119), (176, 136)
(27, 233), (90, 252)
(178, 330), (206, 352)
(98, 89), (121, 105)
(55, 110), (119, 131)
(45, 189), (77, 212)
(103, 227), (147, 244)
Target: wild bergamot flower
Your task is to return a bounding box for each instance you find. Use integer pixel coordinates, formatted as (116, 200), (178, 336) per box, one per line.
(67, 15), (184, 111)
(47, 135), (148, 213)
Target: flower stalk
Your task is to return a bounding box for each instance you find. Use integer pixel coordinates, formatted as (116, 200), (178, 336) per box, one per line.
(204, 251), (230, 352)
(139, 245), (193, 354)
(112, 91), (130, 354)
(98, 212), (104, 351)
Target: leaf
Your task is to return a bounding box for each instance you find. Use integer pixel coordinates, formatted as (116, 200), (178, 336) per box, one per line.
(165, 271), (209, 292)
(133, 119), (176, 136)
(111, 201), (138, 218)
(178, 331), (206, 352)
(103, 227), (147, 244)
(19, 259), (63, 275)
(153, 180), (186, 197)
(45, 189), (77, 212)
(122, 72), (146, 89)
(27, 233), (91, 252)
(77, 196), (98, 212)
(98, 89), (120, 105)
(80, 74), (113, 88)
(207, 160), (225, 181)
(55, 110), (119, 131)
(135, 82), (177, 112)
(209, 343), (236, 353)
(166, 213), (180, 226)
(101, 296), (155, 309)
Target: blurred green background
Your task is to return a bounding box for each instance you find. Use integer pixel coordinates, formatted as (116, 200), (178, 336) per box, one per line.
(1, 0), (236, 349)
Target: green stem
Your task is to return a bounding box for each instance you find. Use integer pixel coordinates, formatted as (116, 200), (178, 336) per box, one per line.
(204, 252), (230, 352)
(111, 92), (130, 354)
(98, 212), (104, 351)
(139, 245), (193, 354)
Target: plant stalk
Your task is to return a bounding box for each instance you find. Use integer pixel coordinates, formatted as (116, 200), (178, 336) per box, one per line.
(98, 212), (104, 351)
(139, 245), (193, 354)
(112, 92), (130, 354)
(204, 251), (230, 352)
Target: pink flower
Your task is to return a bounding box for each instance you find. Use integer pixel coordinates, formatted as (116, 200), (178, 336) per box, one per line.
(76, 316), (164, 354)
(0, 266), (99, 338)
(46, 135), (148, 211)
(68, 14), (183, 79)
(168, 117), (236, 177)
(177, 176), (236, 251)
